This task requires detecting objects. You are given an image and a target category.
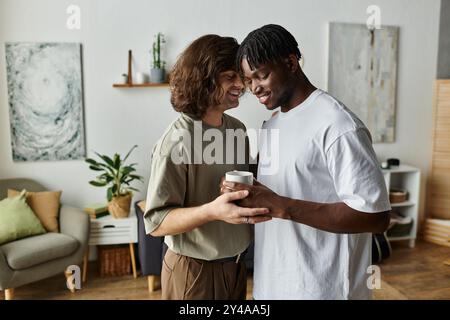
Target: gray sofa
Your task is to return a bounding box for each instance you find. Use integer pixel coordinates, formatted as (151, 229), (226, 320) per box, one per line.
(0, 178), (90, 300)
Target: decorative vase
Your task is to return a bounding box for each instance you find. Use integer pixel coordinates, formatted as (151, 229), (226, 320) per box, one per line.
(135, 72), (146, 84)
(150, 68), (165, 83)
(108, 193), (132, 219)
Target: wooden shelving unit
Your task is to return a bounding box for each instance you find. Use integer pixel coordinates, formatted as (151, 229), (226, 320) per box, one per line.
(428, 80), (450, 220)
(113, 50), (169, 88)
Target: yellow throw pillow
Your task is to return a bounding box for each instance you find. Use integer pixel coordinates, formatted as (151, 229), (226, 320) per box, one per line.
(7, 189), (62, 232)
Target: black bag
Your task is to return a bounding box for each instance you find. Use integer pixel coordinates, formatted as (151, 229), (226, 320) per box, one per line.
(372, 233), (392, 263)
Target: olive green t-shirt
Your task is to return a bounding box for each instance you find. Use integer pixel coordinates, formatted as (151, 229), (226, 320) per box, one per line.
(144, 112), (252, 260)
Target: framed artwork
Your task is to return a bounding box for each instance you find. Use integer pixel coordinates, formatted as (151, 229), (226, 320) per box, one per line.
(5, 42), (85, 161)
(328, 22), (399, 143)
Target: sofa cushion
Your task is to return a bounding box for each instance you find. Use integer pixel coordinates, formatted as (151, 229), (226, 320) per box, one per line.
(0, 191), (46, 245)
(0, 232), (79, 270)
(8, 189), (62, 232)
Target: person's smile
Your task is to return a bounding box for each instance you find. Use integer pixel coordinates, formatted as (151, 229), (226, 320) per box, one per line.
(227, 89), (241, 102)
(257, 91), (271, 105)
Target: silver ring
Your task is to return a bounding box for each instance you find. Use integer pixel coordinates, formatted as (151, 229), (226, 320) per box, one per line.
(245, 216), (250, 224)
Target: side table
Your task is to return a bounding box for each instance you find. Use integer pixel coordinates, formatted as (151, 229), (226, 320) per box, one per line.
(83, 208), (138, 282)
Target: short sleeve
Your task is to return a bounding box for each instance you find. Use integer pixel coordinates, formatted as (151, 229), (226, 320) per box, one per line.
(143, 150), (187, 234)
(326, 128), (391, 213)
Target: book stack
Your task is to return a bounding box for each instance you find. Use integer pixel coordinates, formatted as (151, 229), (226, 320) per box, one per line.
(424, 219), (450, 248)
(84, 203), (109, 219)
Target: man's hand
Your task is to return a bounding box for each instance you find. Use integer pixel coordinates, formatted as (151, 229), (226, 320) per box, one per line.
(220, 179), (391, 233)
(204, 190), (272, 224)
(220, 179), (287, 219)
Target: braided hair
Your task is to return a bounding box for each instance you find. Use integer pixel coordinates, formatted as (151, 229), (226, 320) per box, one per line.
(236, 24), (301, 73)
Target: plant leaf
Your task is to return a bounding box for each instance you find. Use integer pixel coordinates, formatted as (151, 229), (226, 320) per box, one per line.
(85, 158), (98, 166)
(89, 180), (108, 187)
(121, 166), (136, 175)
(128, 174), (143, 181)
(94, 151), (115, 168)
(89, 165), (104, 171)
(107, 188), (113, 201)
(123, 145), (138, 163)
(89, 157), (116, 177)
(113, 154), (121, 170)
(112, 184), (118, 195)
(100, 163), (117, 176)
(97, 173), (114, 182)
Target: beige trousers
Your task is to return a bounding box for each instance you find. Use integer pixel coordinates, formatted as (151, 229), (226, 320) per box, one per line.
(161, 249), (247, 300)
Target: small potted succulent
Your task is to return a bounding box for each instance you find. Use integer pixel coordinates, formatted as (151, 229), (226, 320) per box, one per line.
(119, 73), (128, 84)
(150, 32), (166, 83)
(86, 145), (143, 218)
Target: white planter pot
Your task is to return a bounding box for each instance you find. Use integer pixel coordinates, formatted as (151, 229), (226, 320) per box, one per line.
(118, 75), (128, 84)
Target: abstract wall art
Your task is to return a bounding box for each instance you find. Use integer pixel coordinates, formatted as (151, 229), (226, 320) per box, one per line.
(5, 42), (85, 161)
(328, 23), (399, 143)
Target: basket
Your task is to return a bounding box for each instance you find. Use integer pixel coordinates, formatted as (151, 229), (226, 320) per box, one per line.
(389, 188), (408, 203)
(387, 219), (414, 237)
(98, 245), (131, 277)
(108, 193), (132, 218)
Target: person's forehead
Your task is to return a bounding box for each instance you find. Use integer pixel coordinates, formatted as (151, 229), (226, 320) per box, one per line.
(220, 70), (236, 74)
(242, 59), (273, 74)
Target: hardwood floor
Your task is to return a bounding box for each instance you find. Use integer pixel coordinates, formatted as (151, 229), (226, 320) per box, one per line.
(2, 240), (449, 300)
(376, 240), (450, 299)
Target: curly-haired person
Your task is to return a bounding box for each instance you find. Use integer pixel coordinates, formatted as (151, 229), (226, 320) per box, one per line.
(143, 35), (270, 300)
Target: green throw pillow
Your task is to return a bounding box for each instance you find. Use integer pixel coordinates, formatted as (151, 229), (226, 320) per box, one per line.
(0, 189), (46, 245)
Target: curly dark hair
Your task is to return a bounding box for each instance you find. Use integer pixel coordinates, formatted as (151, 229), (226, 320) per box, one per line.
(169, 35), (239, 119)
(236, 24), (301, 74)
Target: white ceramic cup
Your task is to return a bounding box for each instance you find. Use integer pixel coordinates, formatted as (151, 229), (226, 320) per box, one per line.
(225, 170), (253, 185)
(135, 72), (146, 84)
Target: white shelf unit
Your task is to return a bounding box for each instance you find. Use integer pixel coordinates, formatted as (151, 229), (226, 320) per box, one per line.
(382, 165), (421, 248)
(83, 208), (138, 281)
(89, 208), (138, 246)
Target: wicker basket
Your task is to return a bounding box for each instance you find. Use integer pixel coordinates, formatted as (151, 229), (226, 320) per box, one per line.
(98, 245), (131, 277)
(108, 193), (132, 219)
(389, 188), (408, 203)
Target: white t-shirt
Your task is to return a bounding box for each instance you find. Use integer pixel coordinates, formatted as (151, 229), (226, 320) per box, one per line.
(253, 89), (391, 300)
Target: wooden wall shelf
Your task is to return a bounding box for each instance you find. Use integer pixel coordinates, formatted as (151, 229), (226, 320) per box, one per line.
(113, 83), (169, 88)
(113, 49), (169, 88)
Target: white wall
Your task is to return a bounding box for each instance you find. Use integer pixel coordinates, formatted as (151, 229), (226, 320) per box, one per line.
(0, 0), (441, 220)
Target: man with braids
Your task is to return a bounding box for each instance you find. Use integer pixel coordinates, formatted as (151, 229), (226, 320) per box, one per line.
(221, 25), (391, 299)
(144, 35), (271, 300)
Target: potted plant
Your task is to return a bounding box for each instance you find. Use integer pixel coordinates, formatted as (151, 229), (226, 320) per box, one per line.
(150, 32), (166, 83)
(119, 73), (128, 84)
(85, 145), (143, 218)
